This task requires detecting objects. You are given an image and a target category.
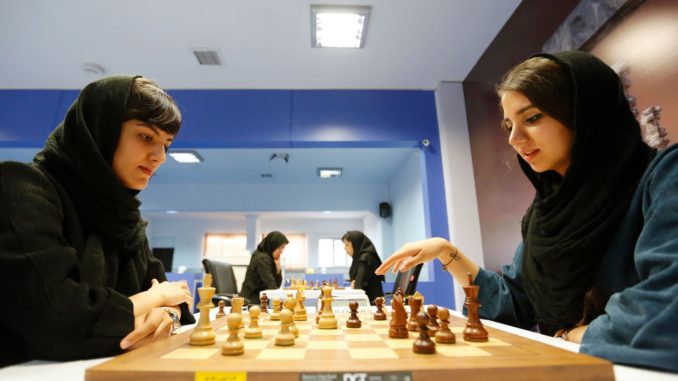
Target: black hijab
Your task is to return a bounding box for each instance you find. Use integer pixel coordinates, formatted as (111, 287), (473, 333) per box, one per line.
(33, 75), (147, 251)
(346, 231), (385, 282)
(519, 51), (656, 334)
(255, 231), (289, 257)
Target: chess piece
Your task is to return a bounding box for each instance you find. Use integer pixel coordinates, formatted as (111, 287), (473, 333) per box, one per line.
(374, 297), (387, 320)
(216, 300), (226, 319)
(316, 297), (324, 324)
(318, 285), (338, 329)
(260, 293), (269, 314)
(190, 274), (216, 346)
(463, 273), (488, 342)
(284, 293), (299, 337)
(270, 298), (282, 321)
(391, 288), (403, 318)
(230, 295), (245, 328)
(245, 306), (263, 339)
(333, 279), (339, 289)
(346, 300), (362, 328)
(389, 289), (408, 338)
(293, 285), (307, 321)
(275, 309), (295, 346)
(413, 311), (436, 354)
(435, 307), (456, 344)
(426, 305), (440, 335)
(221, 313), (245, 355)
(407, 295), (423, 331)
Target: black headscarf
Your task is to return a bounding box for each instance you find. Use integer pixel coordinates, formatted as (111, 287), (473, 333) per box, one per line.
(346, 231), (385, 282)
(33, 75), (147, 251)
(256, 231), (289, 257)
(519, 51), (656, 335)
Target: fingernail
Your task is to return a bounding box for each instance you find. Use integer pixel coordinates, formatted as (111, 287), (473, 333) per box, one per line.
(120, 340), (129, 349)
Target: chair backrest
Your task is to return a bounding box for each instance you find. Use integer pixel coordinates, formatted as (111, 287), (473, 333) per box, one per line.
(391, 263), (423, 297)
(202, 259), (239, 295)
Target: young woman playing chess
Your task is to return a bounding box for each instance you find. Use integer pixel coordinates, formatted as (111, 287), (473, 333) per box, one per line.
(0, 76), (195, 367)
(376, 51), (677, 373)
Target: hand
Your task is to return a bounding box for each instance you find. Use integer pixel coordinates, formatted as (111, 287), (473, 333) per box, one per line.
(149, 279), (193, 308)
(274, 257), (282, 273)
(350, 280), (356, 289)
(376, 238), (453, 274)
(563, 325), (588, 344)
(120, 307), (173, 350)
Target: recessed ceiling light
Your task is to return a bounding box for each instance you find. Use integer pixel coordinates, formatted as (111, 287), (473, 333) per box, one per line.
(169, 150), (203, 163)
(318, 167), (343, 178)
(166, 210), (178, 214)
(311, 5), (370, 48)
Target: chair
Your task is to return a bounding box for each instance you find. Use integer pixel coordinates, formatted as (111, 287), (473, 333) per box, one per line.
(384, 263), (423, 302)
(202, 258), (246, 306)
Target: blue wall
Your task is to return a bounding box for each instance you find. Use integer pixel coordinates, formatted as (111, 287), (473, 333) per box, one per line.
(0, 88), (454, 308)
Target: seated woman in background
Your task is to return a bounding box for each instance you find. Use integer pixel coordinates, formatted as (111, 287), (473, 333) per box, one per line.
(376, 51), (677, 372)
(343, 231), (385, 304)
(0, 76), (195, 367)
(240, 231), (289, 303)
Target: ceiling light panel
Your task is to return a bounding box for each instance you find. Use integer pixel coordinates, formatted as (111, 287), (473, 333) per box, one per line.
(311, 5), (370, 48)
(169, 150), (203, 163)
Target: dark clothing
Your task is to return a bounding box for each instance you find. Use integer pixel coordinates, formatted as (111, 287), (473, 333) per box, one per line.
(0, 76), (193, 367)
(345, 231), (385, 303)
(518, 52), (656, 335)
(475, 144), (678, 372)
(240, 231), (287, 303)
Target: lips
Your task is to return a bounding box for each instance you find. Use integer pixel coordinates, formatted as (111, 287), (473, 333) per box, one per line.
(522, 149), (539, 162)
(139, 166), (153, 176)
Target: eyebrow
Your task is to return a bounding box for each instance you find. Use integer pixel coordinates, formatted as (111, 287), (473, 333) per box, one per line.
(503, 104), (538, 124)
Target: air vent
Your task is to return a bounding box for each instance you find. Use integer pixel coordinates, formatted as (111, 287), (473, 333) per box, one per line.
(191, 49), (224, 66)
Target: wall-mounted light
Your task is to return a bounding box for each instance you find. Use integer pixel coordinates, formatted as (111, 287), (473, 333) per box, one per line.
(169, 150), (203, 163)
(318, 167), (343, 178)
(311, 5), (371, 48)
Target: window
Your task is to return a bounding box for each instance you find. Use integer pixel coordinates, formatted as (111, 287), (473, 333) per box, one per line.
(276, 233), (307, 270)
(203, 234), (248, 258)
(318, 238), (352, 268)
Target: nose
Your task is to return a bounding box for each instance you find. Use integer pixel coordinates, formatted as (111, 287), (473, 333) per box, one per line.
(150, 144), (166, 164)
(508, 124), (527, 147)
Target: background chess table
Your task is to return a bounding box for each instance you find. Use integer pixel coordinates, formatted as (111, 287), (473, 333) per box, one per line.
(86, 312), (614, 381)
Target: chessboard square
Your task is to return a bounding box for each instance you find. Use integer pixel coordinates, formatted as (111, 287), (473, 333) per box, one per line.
(451, 327), (465, 334)
(373, 328), (389, 335)
(306, 341), (349, 350)
(437, 345), (491, 357)
(384, 339), (414, 349)
(344, 334), (382, 342)
(312, 329), (343, 336)
(215, 334), (229, 342)
(465, 338), (510, 347)
(161, 347), (220, 360)
(368, 321), (389, 327)
(349, 348), (398, 359)
(262, 329), (278, 335)
(244, 340), (270, 350)
(256, 348), (306, 360)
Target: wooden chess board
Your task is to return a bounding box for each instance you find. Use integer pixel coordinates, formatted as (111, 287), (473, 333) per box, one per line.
(86, 313), (614, 381)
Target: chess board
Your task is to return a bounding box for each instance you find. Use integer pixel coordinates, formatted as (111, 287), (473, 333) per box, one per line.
(86, 312), (614, 381)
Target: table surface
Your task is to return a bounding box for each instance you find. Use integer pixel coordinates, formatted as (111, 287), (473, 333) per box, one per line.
(1, 309), (676, 381)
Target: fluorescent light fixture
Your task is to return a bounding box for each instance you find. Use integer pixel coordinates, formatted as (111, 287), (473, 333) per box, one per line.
(168, 150), (203, 163)
(166, 210), (178, 214)
(311, 5), (370, 48)
(318, 167), (343, 178)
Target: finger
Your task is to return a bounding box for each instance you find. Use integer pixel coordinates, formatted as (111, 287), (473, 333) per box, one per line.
(151, 278), (159, 286)
(375, 248), (416, 274)
(120, 312), (162, 349)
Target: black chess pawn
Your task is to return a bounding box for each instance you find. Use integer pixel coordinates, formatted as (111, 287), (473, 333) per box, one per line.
(216, 300), (226, 318)
(413, 311), (436, 354)
(373, 297), (387, 320)
(435, 307), (456, 344)
(346, 300), (362, 328)
(260, 293), (269, 314)
(426, 305), (440, 334)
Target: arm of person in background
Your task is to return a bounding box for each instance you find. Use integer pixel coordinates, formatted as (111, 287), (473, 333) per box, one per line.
(258, 254), (282, 290)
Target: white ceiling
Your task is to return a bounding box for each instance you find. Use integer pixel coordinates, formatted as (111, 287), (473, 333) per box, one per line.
(0, 0), (521, 90)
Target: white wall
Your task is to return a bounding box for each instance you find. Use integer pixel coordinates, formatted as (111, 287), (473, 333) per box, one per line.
(388, 150), (429, 281)
(435, 81), (485, 311)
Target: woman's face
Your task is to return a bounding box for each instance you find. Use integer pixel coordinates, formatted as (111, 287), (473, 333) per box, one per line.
(343, 239), (354, 257)
(501, 91), (575, 177)
(112, 119), (174, 190)
(273, 244), (287, 260)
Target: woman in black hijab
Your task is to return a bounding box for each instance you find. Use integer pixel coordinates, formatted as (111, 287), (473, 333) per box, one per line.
(376, 51), (678, 372)
(0, 76), (194, 367)
(343, 231), (385, 304)
(240, 231), (289, 303)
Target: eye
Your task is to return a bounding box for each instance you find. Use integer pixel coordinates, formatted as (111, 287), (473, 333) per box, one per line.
(140, 134), (153, 143)
(525, 113), (543, 124)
